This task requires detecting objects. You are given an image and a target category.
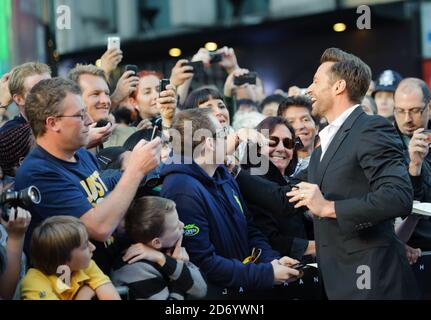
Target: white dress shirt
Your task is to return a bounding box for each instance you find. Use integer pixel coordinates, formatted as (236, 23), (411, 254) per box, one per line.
(319, 105), (360, 161)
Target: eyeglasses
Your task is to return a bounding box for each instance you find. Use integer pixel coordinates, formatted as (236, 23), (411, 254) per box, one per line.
(56, 110), (88, 121)
(269, 136), (295, 149)
(394, 104), (428, 117)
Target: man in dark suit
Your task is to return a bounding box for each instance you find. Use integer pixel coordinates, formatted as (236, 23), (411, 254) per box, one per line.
(287, 48), (418, 299)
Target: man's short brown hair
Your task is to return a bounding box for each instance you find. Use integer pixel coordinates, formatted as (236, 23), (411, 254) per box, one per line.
(25, 77), (81, 138)
(30, 216), (88, 275)
(125, 196), (177, 244)
(171, 108), (218, 156)
(67, 64), (108, 87)
(320, 47), (372, 104)
(8, 62), (51, 97)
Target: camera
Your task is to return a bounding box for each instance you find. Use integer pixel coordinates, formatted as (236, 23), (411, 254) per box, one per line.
(183, 61), (204, 76)
(209, 52), (223, 64)
(234, 72), (257, 86)
(0, 186), (41, 221)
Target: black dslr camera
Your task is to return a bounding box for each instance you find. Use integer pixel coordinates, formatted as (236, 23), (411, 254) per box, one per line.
(0, 186), (41, 221)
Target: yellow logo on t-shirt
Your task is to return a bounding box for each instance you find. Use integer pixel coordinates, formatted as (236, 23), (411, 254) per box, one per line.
(79, 171), (108, 206)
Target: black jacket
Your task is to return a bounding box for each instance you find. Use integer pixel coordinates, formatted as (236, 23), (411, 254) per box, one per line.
(239, 158), (313, 260)
(396, 121), (431, 250)
(307, 108), (417, 299)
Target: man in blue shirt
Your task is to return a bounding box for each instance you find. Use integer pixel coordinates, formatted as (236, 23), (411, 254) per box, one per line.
(15, 78), (161, 272)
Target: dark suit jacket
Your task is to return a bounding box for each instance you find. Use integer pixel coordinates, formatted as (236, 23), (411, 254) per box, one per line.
(308, 107), (417, 299)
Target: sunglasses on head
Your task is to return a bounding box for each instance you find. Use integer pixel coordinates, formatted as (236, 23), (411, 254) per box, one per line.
(269, 136), (295, 149)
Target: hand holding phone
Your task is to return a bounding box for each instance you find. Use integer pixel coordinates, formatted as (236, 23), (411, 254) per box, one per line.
(209, 52), (223, 64)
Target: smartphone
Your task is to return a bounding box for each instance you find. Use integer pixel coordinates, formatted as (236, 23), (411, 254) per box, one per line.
(159, 79), (170, 97)
(95, 119), (111, 128)
(292, 262), (309, 270)
(183, 61), (204, 75)
(125, 64), (138, 75)
(234, 72), (257, 86)
(295, 136), (304, 150)
(107, 36), (121, 50)
(151, 126), (158, 141)
(209, 52), (223, 64)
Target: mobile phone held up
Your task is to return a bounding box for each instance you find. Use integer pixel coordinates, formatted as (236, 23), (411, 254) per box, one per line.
(107, 36), (120, 50)
(234, 72), (257, 86)
(125, 64), (138, 75)
(183, 61), (204, 76)
(209, 52), (223, 64)
(159, 79), (170, 97)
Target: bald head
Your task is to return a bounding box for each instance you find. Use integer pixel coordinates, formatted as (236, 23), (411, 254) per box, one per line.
(396, 78), (430, 105)
(394, 78), (431, 136)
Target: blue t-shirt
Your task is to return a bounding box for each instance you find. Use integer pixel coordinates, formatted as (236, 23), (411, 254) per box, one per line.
(15, 146), (121, 252)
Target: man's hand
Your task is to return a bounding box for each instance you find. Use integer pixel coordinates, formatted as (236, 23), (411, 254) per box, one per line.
(224, 68), (249, 98)
(158, 84), (177, 128)
(408, 128), (429, 176)
(110, 71), (140, 109)
(136, 118), (153, 130)
(100, 48), (123, 76)
(271, 259), (301, 285)
(169, 59), (194, 88)
(122, 243), (166, 266)
(1, 207), (31, 241)
(286, 182), (336, 218)
(277, 256), (299, 267)
(166, 236), (189, 263)
(191, 48), (211, 65)
(87, 122), (115, 149)
(128, 137), (161, 178)
(0, 73), (12, 107)
(217, 46), (239, 74)
(405, 244), (421, 265)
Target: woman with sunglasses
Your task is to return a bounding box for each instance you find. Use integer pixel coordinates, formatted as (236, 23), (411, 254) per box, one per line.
(239, 116), (315, 260)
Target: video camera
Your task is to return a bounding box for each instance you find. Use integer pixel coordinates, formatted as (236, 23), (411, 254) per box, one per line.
(0, 186), (41, 222)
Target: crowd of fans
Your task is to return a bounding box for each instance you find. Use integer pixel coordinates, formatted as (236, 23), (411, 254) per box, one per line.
(0, 44), (429, 300)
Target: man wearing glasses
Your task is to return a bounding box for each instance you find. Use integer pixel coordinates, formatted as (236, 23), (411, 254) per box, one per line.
(394, 78), (431, 254)
(15, 78), (161, 273)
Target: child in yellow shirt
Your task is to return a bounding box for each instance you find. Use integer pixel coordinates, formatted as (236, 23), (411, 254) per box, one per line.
(21, 216), (120, 300)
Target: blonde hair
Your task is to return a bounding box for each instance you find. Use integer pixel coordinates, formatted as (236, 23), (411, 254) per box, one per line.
(30, 216), (88, 275)
(67, 64), (108, 86)
(8, 62), (51, 97)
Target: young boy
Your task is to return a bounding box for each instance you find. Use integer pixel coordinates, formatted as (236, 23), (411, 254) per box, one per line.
(20, 216), (120, 300)
(112, 196), (207, 300)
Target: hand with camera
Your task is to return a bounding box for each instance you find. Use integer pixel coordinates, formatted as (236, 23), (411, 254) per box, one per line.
(224, 68), (250, 98)
(87, 121), (115, 149)
(110, 71), (140, 109)
(191, 48), (211, 66)
(226, 128), (269, 156)
(408, 128), (430, 176)
(217, 46), (239, 74)
(0, 207), (31, 300)
(158, 83), (177, 128)
(100, 48), (123, 77)
(0, 72), (12, 107)
(127, 138), (162, 180)
(169, 59), (194, 88)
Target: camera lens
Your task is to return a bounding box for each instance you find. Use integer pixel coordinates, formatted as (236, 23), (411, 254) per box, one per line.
(27, 186), (41, 204)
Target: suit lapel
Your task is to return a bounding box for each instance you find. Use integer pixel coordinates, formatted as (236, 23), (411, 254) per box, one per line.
(316, 107), (364, 187)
